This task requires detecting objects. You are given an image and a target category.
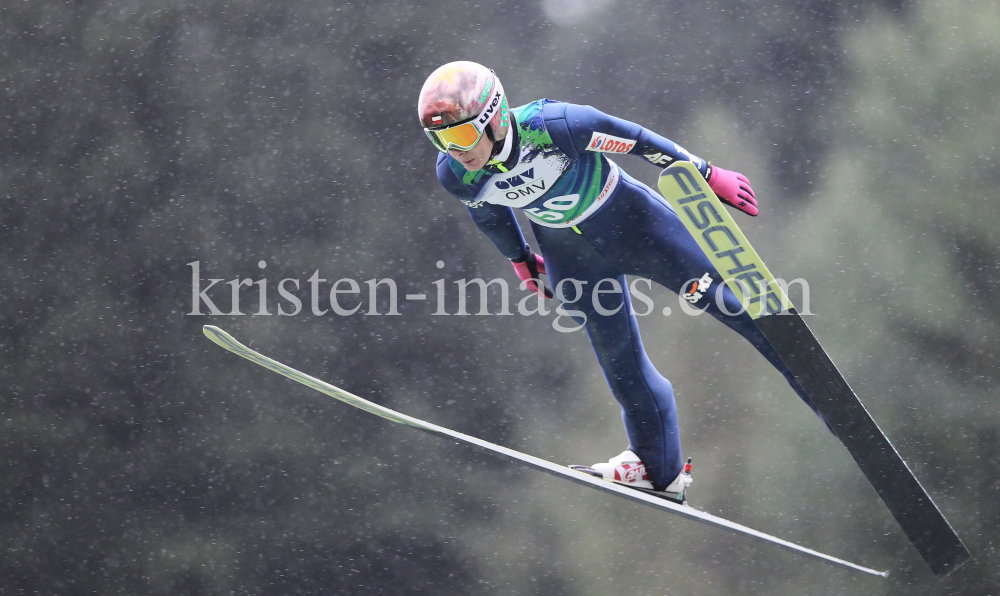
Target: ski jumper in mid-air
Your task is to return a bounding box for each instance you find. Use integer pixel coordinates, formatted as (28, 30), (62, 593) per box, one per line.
(418, 61), (820, 502)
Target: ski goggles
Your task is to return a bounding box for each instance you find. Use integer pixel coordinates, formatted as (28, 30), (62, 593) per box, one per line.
(424, 117), (485, 153)
(424, 74), (506, 153)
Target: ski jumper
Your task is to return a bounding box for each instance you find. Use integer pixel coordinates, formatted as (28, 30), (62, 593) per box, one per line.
(435, 99), (817, 490)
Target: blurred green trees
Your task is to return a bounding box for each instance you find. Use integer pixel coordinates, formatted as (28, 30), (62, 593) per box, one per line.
(1, 0), (996, 594)
(786, 0), (1000, 590)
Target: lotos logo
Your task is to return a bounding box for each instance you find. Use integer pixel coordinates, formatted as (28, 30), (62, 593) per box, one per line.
(494, 168), (535, 190)
(586, 132), (636, 154)
(682, 272), (713, 304)
(615, 462), (648, 484)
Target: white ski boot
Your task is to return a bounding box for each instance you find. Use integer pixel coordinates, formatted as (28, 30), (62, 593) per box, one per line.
(571, 450), (693, 504)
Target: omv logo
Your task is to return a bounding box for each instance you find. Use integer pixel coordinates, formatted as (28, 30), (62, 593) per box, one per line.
(494, 168), (535, 190)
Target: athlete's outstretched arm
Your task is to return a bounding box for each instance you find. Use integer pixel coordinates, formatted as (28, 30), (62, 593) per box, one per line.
(546, 102), (709, 174)
(546, 102), (757, 215)
(465, 202), (552, 298)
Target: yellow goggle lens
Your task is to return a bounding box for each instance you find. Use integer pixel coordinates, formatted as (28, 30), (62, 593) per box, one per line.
(427, 121), (483, 152)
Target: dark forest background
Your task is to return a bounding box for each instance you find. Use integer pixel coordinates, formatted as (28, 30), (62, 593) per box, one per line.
(2, 0), (998, 594)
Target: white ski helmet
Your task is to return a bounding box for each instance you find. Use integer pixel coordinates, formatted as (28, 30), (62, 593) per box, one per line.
(418, 61), (510, 152)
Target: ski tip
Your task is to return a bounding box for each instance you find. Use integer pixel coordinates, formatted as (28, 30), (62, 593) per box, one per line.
(202, 325), (234, 345)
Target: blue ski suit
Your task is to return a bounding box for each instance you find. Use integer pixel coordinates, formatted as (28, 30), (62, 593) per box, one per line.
(435, 99), (816, 490)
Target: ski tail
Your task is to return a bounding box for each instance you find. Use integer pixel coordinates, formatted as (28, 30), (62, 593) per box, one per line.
(656, 162), (971, 578)
(754, 311), (971, 576)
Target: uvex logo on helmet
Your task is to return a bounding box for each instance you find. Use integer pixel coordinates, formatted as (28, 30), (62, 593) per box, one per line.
(477, 88), (502, 126)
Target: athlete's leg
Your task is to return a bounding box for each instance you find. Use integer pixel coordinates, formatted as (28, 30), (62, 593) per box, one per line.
(532, 224), (684, 490)
(578, 171), (825, 423)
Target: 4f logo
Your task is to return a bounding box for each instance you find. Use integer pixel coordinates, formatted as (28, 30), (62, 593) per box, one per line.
(682, 272), (713, 304)
(643, 143), (705, 168)
(644, 151), (674, 166)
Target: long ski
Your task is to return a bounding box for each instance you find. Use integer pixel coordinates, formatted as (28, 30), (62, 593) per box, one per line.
(656, 161), (970, 578)
(203, 325), (887, 578)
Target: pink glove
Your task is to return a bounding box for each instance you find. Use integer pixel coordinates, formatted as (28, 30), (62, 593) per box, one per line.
(708, 165), (758, 216)
(511, 252), (553, 299)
